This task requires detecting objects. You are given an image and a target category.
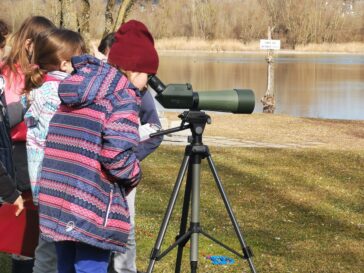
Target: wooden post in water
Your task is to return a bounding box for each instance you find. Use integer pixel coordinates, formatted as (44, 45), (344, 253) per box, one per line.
(261, 26), (276, 113)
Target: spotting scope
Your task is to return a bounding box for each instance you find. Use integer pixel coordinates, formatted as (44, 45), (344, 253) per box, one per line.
(148, 75), (255, 114)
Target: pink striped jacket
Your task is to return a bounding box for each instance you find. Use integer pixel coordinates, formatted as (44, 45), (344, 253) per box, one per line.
(38, 55), (141, 252)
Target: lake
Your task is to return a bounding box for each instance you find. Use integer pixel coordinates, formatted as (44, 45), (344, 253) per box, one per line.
(156, 52), (364, 120)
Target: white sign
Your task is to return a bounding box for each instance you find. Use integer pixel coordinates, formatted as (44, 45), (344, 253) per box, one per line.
(260, 39), (281, 50)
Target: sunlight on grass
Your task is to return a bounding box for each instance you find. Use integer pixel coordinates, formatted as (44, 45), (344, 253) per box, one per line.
(135, 146), (363, 273)
(1, 146), (362, 272)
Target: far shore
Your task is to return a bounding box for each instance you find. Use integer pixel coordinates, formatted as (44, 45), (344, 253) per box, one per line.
(155, 38), (364, 55)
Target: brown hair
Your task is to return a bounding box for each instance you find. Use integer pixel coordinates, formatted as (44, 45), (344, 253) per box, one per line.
(24, 28), (86, 92)
(1, 16), (55, 78)
(0, 19), (9, 49)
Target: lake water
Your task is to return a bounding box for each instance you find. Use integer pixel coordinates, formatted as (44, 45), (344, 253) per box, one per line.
(156, 52), (364, 120)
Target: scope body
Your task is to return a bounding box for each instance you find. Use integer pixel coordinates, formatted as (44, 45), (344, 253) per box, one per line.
(148, 76), (255, 114)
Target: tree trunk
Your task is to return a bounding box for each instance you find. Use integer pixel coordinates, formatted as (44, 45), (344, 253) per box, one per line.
(60, 0), (78, 31)
(113, 0), (135, 31)
(192, 0), (196, 37)
(261, 26), (276, 113)
(53, 0), (62, 27)
(79, 0), (91, 46)
(104, 0), (116, 37)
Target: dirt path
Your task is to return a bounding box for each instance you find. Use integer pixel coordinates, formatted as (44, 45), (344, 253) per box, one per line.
(159, 112), (364, 150)
(162, 132), (325, 148)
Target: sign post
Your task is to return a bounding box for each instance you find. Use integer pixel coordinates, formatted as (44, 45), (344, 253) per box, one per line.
(260, 28), (280, 113)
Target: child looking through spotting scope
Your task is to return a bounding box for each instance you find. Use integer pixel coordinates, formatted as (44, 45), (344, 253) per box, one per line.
(94, 29), (163, 273)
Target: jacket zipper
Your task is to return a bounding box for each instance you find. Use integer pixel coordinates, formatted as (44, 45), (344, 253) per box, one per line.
(103, 186), (114, 227)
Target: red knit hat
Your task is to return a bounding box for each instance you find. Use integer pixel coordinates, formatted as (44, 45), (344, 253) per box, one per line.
(108, 20), (159, 74)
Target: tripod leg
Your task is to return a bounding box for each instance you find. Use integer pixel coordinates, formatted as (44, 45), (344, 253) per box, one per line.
(175, 164), (193, 273)
(206, 155), (258, 273)
(146, 155), (190, 273)
(190, 156), (202, 273)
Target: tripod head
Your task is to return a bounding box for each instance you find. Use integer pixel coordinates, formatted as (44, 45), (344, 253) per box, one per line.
(150, 110), (211, 145)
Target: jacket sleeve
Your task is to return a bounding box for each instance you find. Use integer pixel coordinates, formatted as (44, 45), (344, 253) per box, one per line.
(7, 101), (24, 128)
(100, 91), (141, 192)
(24, 85), (59, 129)
(0, 162), (20, 203)
(135, 90), (163, 161)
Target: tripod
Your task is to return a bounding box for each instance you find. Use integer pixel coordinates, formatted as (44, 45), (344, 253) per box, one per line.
(145, 110), (257, 273)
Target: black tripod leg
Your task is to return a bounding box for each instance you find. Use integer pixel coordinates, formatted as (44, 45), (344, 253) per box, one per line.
(146, 155), (190, 273)
(206, 155), (258, 273)
(175, 163), (193, 273)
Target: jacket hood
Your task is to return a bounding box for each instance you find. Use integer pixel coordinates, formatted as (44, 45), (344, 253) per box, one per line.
(58, 54), (137, 108)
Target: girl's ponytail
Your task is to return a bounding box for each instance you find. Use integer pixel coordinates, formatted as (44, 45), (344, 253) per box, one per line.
(24, 64), (45, 94)
(24, 28), (85, 94)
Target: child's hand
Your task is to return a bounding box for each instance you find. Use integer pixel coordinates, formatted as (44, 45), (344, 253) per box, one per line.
(90, 42), (107, 61)
(13, 195), (24, 216)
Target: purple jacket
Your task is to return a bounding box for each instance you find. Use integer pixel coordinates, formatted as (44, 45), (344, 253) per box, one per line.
(38, 55), (141, 252)
(136, 90), (163, 161)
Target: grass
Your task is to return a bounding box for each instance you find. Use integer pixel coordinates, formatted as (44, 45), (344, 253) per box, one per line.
(294, 42), (364, 53)
(165, 113), (364, 151)
(1, 114), (363, 272)
(156, 38), (261, 52)
(155, 38), (364, 54)
(133, 145), (363, 273)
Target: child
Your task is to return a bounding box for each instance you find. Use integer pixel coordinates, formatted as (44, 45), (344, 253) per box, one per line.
(0, 19), (21, 211)
(37, 20), (159, 273)
(23, 28), (86, 273)
(96, 31), (163, 273)
(1, 15), (55, 195)
(0, 74), (24, 216)
(24, 28), (86, 205)
(0, 15), (55, 273)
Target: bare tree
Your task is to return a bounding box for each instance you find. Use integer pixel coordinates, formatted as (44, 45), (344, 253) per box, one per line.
(113, 0), (136, 31)
(6, 0), (359, 46)
(79, 0), (90, 45)
(194, 0), (217, 39)
(60, 0), (78, 31)
(53, 0), (62, 27)
(104, 0), (116, 37)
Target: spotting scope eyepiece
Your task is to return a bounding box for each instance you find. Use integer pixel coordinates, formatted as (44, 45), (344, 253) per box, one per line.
(148, 74), (166, 94)
(148, 75), (255, 114)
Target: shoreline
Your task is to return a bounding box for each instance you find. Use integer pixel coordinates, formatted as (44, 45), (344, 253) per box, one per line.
(155, 38), (364, 55)
(158, 49), (364, 56)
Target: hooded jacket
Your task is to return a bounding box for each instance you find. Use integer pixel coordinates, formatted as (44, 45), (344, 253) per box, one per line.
(0, 63), (31, 192)
(38, 55), (141, 252)
(25, 71), (68, 204)
(0, 75), (19, 203)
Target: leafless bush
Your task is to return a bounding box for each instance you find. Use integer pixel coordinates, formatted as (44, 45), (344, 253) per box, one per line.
(1, 0), (362, 46)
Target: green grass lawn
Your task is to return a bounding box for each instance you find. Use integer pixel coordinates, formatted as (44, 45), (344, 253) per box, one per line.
(1, 145), (363, 272)
(133, 146), (363, 273)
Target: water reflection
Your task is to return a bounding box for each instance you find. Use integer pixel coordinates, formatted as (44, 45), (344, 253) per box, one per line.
(157, 53), (364, 120)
